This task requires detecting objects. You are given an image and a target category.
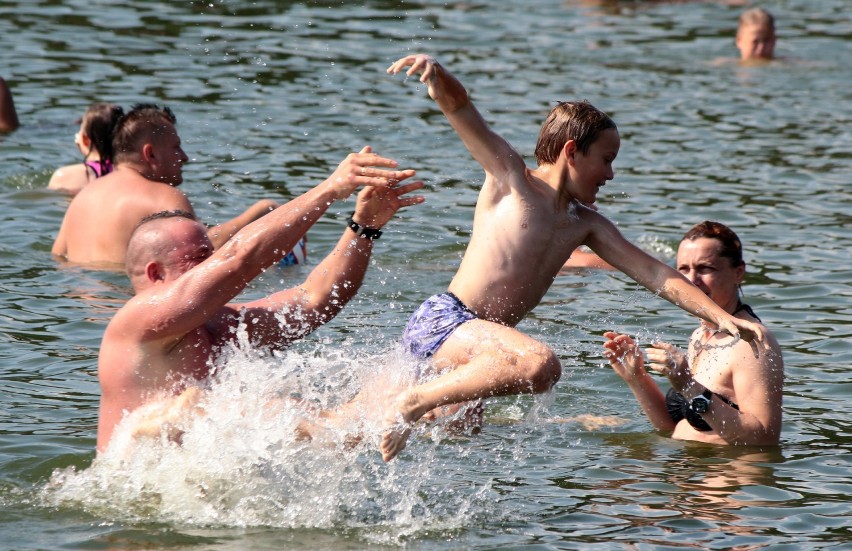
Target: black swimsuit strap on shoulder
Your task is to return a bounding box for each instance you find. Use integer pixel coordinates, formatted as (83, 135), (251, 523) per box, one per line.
(733, 301), (761, 322)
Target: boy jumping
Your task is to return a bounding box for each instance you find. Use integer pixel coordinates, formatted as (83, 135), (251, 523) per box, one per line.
(382, 54), (765, 461)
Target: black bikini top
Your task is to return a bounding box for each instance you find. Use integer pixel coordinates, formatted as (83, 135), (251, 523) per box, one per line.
(664, 302), (755, 432)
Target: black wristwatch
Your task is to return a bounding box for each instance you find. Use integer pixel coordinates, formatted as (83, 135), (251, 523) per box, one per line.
(690, 389), (713, 414)
(346, 215), (383, 240)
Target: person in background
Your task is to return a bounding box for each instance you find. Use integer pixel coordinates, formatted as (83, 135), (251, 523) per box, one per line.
(53, 104), (301, 267)
(603, 221), (783, 446)
(49, 103), (124, 193)
(0, 76), (19, 133)
(736, 7), (776, 62)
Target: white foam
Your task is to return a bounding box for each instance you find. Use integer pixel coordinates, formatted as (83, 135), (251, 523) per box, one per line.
(41, 338), (487, 542)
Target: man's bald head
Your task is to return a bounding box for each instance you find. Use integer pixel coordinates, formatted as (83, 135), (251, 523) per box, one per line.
(125, 210), (209, 288)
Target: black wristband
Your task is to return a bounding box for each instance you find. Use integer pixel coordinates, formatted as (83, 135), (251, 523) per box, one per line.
(346, 215), (382, 240)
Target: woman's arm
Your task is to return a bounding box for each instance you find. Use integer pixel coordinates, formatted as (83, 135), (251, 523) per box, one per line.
(603, 332), (676, 432)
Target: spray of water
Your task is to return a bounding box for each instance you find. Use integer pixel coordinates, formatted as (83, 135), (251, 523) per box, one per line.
(40, 330), (500, 543)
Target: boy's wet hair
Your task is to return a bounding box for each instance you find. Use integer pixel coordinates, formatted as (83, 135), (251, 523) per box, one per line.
(682, 220), (744, 267)
(534, 100), (617, 165)
(80, 103), (124, 173)
(112, 103), (177, 163)
(739, 7), (774, 34)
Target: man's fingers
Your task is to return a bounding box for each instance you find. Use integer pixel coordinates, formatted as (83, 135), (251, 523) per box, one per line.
(393, 180), (426, 195)
(749, 338), (761, 359)
(397, 196), (426, 208)
(355, 169), (416, 189)
(386, 57), (411, 74)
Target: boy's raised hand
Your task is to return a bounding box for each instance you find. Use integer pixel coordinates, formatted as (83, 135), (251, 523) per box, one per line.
(387, 54), (443, 99)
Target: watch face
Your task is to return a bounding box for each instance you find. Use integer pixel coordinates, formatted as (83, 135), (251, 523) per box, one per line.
(691, 396), (710, 414)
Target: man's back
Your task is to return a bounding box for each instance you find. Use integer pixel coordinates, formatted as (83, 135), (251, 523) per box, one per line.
(52, 166), (194, 266)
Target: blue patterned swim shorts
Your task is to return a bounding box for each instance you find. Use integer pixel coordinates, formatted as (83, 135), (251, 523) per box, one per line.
(401, 292), (478, 359)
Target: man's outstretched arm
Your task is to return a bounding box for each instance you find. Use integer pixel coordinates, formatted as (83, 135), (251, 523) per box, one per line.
(130, 147), (414, 345)
(241, 179), (425, 349)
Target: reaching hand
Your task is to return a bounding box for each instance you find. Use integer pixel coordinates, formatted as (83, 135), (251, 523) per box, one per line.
(353, 178), (425, 230)
(387, 54), (441, 99)
(644, 341), (690, 389)
(325, 145), (417, 201)
(603, 331), (645, 381)
(716, 315), (766, 358)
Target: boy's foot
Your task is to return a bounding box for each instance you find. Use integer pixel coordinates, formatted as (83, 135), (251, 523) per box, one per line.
(379, 390), (421, 462)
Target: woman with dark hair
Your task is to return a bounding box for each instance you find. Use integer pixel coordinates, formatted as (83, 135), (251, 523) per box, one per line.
(603, 221), (784, 446)
(49, 102), (124, 193)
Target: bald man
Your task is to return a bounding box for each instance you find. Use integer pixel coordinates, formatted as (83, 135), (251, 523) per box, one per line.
(96, 148), (423, 453)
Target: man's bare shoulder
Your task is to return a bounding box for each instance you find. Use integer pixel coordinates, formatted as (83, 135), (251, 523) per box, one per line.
(73, 172), (192, 217)
(103, 291), (154, 343)
(103, 288), (188, 354)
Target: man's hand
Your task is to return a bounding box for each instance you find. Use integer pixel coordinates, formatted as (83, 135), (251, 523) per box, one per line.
(324, 145), (416, 201)
(716, 316), (767, 358)
(352, 178), (425, 229)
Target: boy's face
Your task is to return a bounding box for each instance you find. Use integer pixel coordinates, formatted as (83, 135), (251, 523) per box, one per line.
(569, 128), (620, 204)
(736, 23), (775, 60)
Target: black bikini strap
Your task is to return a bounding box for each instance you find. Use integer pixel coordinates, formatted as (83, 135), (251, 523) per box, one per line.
(733, 301), (761, 323)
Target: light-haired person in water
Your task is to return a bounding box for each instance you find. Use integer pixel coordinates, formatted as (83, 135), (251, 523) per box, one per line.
(97, 147), (423, 453)
(49, 102), (124, 193)
(0, 75), (19, 133)
(379, 54), (767, 462)
(736, 7), (776, 62)
(604, 221), (783, 446)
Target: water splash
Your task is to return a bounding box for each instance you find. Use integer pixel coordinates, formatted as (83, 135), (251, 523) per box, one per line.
(39, 340), (494, 543)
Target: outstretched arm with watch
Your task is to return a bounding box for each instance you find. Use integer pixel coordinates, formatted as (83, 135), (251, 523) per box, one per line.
(237, 180), (425, 350)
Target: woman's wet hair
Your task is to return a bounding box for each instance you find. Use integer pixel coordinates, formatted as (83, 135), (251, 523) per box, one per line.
(682, 220), (744, 267)
(81, 102), (124, 173)
(534, 100), (617, 165)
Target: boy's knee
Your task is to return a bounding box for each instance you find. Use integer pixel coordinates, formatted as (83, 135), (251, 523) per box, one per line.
(527, 343), (562, 392)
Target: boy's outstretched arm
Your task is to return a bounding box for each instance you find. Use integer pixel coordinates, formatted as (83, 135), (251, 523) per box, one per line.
(387, 54), (525, 182)
(586, 217), (767, 354)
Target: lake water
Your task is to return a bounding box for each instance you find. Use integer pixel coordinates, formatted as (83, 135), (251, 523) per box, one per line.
(1, 0), (850, 549)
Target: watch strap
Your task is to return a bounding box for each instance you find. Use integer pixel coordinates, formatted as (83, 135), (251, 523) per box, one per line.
(346, 215), (382, 240)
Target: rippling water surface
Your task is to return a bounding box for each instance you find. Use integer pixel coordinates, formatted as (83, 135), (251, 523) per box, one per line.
(1, 0), (850, 549)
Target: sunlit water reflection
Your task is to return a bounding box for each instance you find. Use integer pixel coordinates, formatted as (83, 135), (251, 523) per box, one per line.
(1, 0), (850, 548)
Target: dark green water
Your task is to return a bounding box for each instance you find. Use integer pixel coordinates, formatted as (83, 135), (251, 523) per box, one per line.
(1, 0), (850, 548)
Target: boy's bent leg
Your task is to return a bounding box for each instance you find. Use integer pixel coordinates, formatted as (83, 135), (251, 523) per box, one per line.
(380, 320), (561, 461)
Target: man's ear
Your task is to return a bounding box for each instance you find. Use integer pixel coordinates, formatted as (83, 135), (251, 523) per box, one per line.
(141, 142), (155, 164)
(563, 139), (577, 166)
(145, 261), (164, 283)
